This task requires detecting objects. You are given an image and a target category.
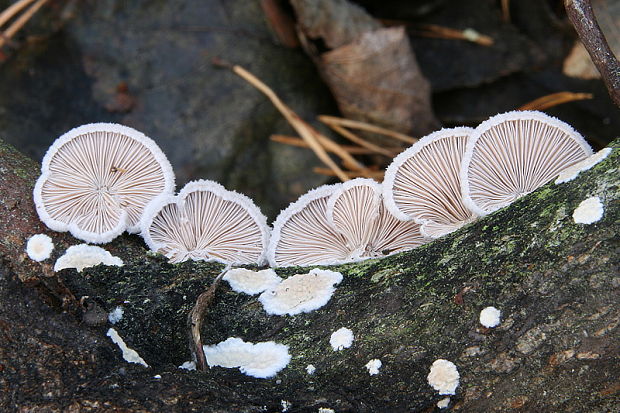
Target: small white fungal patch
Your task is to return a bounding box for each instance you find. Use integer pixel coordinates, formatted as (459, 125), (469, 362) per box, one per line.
(330, 327), (354, 351)
(318, 408), (335, 413)
(223, 268), (282, 295)
(572, 196), (604, 224)
(203, 337), (291, 379)
(555, 148), (612, 184)
(54, 244), (123, 272)
(437, 397), (451, 409)
(479, 306), (501, 328)
(106, 328), (148, 367)
(281, 400), (292, 412)
(259, 269), (343, 316)
(306, 364), (316, 375)
(26, 234), (54, 262)
(427, 359), (460, 395)
(108, 306), (124, 324)
(365, 359), (382, 375)
(178, 361), (196, 371)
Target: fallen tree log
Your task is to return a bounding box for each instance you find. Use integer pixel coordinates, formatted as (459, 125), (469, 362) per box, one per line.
(0, 138), (618, 412)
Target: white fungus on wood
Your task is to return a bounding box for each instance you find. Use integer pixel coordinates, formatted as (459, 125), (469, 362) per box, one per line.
(555, 148), (612, 184)
(572, 196), (604, 224)
(106, 328), (148, 367)
(54, 244), (123, 272)
(365, 359), (382, 375)
(108, 306), (124, 324)
(34, 123), (175, 244)
(258, 269), (342, 316)
(383, 127), (478, 238)
(427, 359), (460, 395)
(461, 111), (592, 216)
(223, 268), (282, 295)
(437, 397), (451, 409)
(26, 233), (54, 261)
(202, 337), (291, 379)
(141, 179), (270, 265)
(330, 327), (354, 351)
(479, 306), (501, 328)
(268, 180), (427, 267)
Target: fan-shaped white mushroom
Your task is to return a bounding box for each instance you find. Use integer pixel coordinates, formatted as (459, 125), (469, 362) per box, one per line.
(461, 111), (592, 216)
(267, 184), (352, 267)
(268, 180), (426, 267)
(383, 128), (478, 238)
(141, 180), (270, 265)
(33, 123), (175, 244)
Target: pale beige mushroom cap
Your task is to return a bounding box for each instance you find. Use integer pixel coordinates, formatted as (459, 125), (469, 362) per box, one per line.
(33, 123), (175, 244)
(268, 179), (427, 267)
(328, 178), (427, 257)
(383, 127), (478, 238)
(267, 184), (351, 267)
(141, 180), (270, 265)
(461, 111), (592, 215)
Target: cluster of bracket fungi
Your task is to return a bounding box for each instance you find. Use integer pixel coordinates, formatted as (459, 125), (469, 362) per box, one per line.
(33, 110), (593, 267)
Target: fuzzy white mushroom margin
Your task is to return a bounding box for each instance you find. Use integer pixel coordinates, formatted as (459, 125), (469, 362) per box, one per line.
(259, 269), (343, 316)
(26, 233), (54, 261)
(330, 327), (354, 351)
(555, 148), (612, 184)
(54, 244), (123, 272)
(107, 328), (148, 367)
(573, 196), (604, 224)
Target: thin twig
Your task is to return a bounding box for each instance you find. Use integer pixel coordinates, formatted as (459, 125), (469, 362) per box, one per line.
(0, 0), (36, 28)
(0, 0), (49, 48)
(318, 115), (416, 145)
(187, 267), (227, 371)
(214, 58), (351, 182)
(411, 24), (494, 47)
(501, 0), (511, 22)
(324, 122), (397, 158)
(314, 167), (384, 180)
(518, 92), (593, 111)
(270, 134), (401, 155)
(565, 0), (620, 108)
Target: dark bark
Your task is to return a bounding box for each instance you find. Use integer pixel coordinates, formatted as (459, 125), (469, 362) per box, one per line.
(0, 138), (618, 412)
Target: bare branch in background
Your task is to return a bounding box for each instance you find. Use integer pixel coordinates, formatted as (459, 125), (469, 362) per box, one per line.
(565, 0), (620, 108)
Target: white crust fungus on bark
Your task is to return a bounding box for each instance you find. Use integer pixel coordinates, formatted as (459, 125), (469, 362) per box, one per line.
(572, 196), (604, 224)
(223, 268), (282, 295)
(329, 327), (354, 351)
(427, 359), (460, 395)
(202, 337), (291, 379)
(26, 233), (54, 261)
(54, 244), (123, 272)
(258, 269), (343, 316)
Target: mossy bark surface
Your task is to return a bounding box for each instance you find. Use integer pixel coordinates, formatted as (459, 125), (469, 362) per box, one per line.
(0, 138), (618, 412)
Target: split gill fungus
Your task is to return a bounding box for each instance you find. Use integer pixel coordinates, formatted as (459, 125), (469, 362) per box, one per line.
(33, 110), (594, 268)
